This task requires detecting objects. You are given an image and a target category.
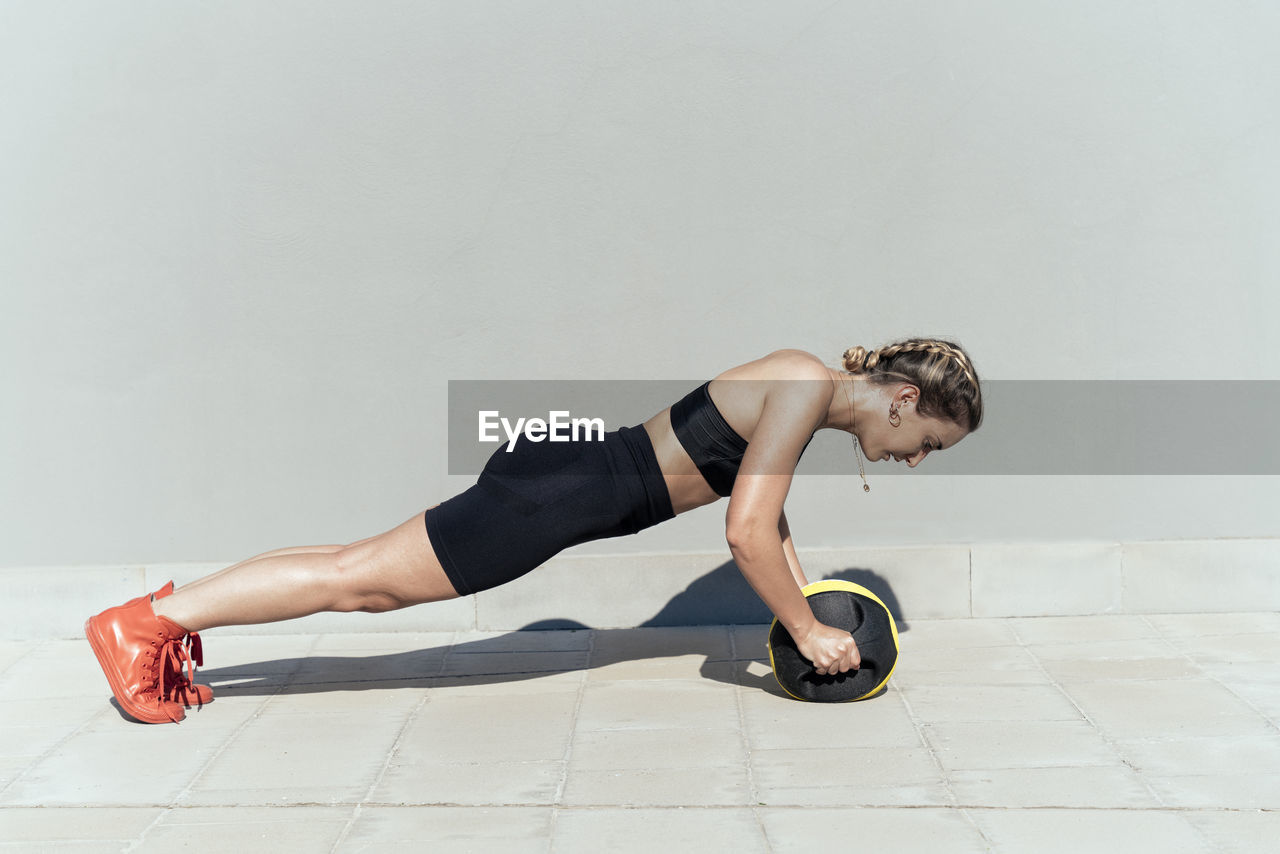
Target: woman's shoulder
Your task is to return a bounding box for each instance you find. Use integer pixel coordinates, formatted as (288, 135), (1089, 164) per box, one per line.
(765, 348), (830, 378)
(713, 348), (831, 382)
(708, 349), (833, 434)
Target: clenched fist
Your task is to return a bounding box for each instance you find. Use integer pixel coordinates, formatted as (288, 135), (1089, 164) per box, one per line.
(796, 621), (861, 676)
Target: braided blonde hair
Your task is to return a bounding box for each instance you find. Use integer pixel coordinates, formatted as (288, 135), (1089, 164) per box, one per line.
(842, 337), (983, 431)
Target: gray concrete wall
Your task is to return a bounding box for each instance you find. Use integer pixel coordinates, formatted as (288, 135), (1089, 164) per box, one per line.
(7, 537), (1280, 638)
(3, 1), (1278, 568)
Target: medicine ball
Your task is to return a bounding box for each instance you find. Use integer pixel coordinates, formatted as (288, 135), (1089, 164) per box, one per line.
(767, 579), (900, 702)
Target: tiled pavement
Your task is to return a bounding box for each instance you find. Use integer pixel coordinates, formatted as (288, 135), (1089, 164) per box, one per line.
(1, 614), (1278, 852)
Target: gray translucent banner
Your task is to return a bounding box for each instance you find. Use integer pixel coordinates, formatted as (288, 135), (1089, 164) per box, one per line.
(445, 380), (1280, 476)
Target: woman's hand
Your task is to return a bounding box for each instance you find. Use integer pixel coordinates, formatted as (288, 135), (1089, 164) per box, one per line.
(796, 621), (861, 676)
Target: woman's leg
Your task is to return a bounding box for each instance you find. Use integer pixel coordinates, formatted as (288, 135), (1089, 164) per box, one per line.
(168, 537), (377, 597)
(153, 508), (455, 632)
(87, 506), (457, 723)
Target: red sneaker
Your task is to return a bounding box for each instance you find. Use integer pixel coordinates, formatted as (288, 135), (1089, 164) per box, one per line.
(85, 595), (196, 724)
(112, 582), (213, 709)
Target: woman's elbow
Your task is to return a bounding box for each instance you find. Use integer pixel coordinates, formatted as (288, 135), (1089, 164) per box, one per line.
(725, 521), (772, 555)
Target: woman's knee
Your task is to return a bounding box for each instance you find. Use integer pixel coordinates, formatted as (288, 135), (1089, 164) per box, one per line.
(330, 544), (402, 612)
(329, 517), (456, 612)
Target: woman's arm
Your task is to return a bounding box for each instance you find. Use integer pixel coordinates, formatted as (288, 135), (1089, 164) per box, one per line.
(727, 491), (813, 641)
(725, 375), (859, 675)
(729, 492), (859, 675)
(778, 509), (809, 589)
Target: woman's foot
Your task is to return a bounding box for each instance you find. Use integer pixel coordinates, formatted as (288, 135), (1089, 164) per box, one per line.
(85, 592), (201, 724)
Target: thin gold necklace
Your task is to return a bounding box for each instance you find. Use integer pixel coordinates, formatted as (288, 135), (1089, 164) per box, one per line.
(841, 377), (870, 493)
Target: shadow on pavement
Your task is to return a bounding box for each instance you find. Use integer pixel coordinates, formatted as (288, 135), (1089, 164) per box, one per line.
(193, 563), (907, 702)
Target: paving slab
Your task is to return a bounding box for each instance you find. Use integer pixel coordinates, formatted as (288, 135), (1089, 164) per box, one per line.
(947, 764), (1161, 808)
(898, 683), (1084, 723)
(569, 727), (745, 771)
(552, 807), (768, 854)
(181, 706), (414, 806)
(921, 719), (1119, 770)
(371, 758), (565, 806)
(560, 764), (754, 806)
(0, 641), (35, 675)
(968, 808), (1210, 854)
(142, 806), (352, 850)
(336, 806), (553, 853)
(762, 807), (989, 853)
(0, 615), (1277, 852)
(1007, 614), (1164, 644)
(1065, 680), (1273, 739)
(1184, 809), (1280, 854)
(0, 806), (162, 846)
(751, 745), (952, 807)
(740, 686), (922, 750)
(891, 641), (1045, 686)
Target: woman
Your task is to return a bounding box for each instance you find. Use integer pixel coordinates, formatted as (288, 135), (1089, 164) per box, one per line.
(86, 338), (983, 723)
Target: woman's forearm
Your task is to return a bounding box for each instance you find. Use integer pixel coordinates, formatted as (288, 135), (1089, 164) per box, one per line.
(728, 531), (815, 636)
(778, 511), (809, 588)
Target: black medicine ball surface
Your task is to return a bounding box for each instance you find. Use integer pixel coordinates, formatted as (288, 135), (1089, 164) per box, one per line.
(768, 580), (900, 702)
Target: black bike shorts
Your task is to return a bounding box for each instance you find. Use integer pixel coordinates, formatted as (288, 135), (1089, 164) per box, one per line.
(423, 424), (675, 596)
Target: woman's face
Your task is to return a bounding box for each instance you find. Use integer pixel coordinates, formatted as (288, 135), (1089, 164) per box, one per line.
(858, 389), (969, 468)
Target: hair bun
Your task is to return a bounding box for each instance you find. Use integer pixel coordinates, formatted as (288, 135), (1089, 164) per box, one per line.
(842, 345), (869, 373)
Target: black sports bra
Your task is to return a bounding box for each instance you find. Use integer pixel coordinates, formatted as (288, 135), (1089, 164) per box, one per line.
(669, 381), (814, 497)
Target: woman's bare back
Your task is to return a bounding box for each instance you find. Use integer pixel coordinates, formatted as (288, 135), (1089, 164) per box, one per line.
(641, 349), (834, 514)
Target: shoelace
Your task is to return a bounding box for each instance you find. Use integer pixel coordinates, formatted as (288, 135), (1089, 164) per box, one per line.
(168, 632), (205, 704)
(139, 635), (186, 723)
(185, 631), (203, 669)
(149, 633), (199, 718)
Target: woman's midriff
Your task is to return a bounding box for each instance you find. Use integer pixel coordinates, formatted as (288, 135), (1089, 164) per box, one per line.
(641, 410), (723, 515)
